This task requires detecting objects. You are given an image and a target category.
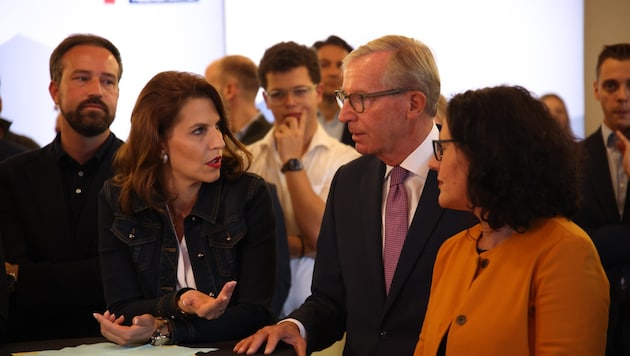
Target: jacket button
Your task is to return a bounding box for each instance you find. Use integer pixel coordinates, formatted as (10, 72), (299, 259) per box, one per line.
(379, 331), (390, 339)
(191, 216), (198, 222)
(197, 252), (205, 259)
(456, 315), (467, 325)
(480, 259), (489, 268)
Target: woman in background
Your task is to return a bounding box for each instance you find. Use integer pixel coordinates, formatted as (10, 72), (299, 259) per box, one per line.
(540, 92), (574, 136)
(415, 85), (609, 355)
(93, 71), (276, 346)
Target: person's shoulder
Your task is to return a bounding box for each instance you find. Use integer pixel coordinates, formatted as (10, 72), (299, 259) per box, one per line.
(246, 131), (273, 154)
(581, 127), (603, 146)
(0, 138), (28, 161)
(319, 133), (360, 162)
(538, 217), (591, 243)
(515, 218), (597, 258)
(239, 171), (266, 183)
(0, 142), (52, 169)
(254, 114), (272, 129)
(224, 171), (268, 191)
(435, 228), (474, 257)
(334, 154), (380, 176)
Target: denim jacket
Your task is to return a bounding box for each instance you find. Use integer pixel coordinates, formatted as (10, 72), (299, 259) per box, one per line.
(98, 172), (277, 343)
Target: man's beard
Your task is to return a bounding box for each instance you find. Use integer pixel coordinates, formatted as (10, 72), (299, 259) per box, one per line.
(61, 97), (115, 137)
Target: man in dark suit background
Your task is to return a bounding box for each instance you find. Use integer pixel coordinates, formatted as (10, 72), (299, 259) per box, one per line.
(0, 33), (123, 341)
(234, 34), (477, 356)
(573, 43), (630, 356)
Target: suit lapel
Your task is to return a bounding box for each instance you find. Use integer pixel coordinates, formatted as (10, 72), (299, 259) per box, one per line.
(585, 130), (620, 220)
(359, 158), (388, 302)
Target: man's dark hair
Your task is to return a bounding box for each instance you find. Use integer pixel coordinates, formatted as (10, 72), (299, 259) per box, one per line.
(312, 35), (354, 53)
(258, 41), (321, 89)
(596, 43), (630, 79)
(49, 33), (123, 84)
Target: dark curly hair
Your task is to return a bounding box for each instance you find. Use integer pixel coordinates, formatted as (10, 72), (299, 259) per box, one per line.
(447, 85), (581, 232)
(258, 41), (321, 90)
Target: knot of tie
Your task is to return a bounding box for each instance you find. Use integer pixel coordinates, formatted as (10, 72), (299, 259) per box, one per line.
(608, 132), (618, 148)
(608, 131), (630, 150)
(390, 166), (408, 187)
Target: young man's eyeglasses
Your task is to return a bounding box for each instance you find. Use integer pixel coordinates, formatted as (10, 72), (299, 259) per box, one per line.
(265, 85), (317, 105)
(334, 89), (409, 113)
(432, 139), (456, 161)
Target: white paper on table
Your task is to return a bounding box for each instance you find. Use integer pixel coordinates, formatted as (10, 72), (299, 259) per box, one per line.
(13, 342), (218, 356)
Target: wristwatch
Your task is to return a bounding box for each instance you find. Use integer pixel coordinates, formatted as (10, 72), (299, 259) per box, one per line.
(149, 318), (172, 346)
(281, 158), (303, 173)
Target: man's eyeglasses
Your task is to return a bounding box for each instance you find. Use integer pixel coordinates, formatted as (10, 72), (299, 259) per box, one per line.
(334, 89), (409, 113)
(265, 85), (317, 105)
(432, 139), (456, 161)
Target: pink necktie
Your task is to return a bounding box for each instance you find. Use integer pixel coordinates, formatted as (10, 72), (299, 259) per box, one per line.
(383, 166), (409, 294)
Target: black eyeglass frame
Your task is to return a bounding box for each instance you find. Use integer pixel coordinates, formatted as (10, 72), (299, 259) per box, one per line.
(334, 88), (410, 113)
(432, 139), (456, 161)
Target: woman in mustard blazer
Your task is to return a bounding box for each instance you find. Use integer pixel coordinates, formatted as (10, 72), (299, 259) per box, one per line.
(415, 86), (610, 356)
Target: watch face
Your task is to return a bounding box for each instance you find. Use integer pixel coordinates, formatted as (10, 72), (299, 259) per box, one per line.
(282, 158), (303, 173)
(150, 335), (171, 346)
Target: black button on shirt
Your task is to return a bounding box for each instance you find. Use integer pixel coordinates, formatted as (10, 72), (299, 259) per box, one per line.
(53, 134), (116, 242)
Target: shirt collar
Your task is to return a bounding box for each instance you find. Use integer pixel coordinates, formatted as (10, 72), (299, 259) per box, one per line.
(601, 124), (616, 148)
(386, 123), (439, 180)
(53, 132), (117, 164)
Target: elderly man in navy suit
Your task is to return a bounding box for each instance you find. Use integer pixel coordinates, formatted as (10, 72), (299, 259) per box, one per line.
(234, 34), (477, 356)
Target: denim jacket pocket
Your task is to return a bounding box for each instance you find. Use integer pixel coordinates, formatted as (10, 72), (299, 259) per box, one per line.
(111, 215), (160, 271)
(206, 218), (247, 277)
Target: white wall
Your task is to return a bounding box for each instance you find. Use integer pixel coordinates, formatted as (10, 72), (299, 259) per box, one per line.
(0, 0), (584, 146)
(225, 0), (584, 137)
(0, 0), (226, 146)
